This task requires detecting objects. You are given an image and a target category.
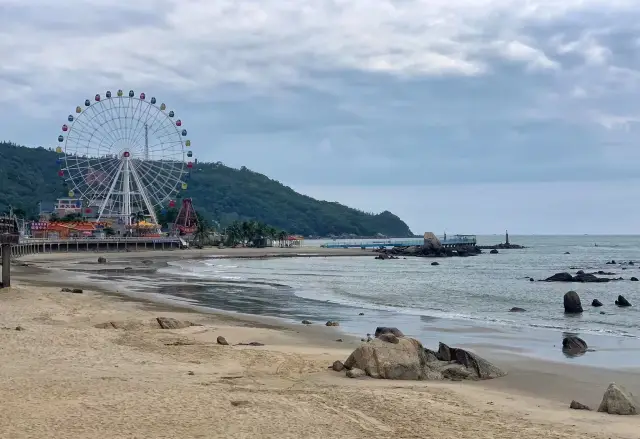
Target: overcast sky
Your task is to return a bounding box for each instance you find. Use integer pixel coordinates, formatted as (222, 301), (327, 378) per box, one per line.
(2, 0), (640, 234)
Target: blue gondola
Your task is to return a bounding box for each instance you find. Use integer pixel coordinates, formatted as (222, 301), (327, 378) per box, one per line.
(84, 99), (90, 106)
(68, 115), (74, 122)
(129, 90), (134, 97)
(181, 129), (187, 136)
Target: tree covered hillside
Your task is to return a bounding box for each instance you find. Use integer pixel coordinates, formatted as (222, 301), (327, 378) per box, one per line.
(0, 142), (413, 237)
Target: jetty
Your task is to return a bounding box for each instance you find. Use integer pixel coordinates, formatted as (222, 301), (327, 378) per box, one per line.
(476, 231), (525, 250)
(322, 234), (477, 249)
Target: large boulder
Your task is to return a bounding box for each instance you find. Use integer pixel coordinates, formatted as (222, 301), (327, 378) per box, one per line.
(562, 336), (587, 356)
(597, 383), (638, 415)
(591, 299), (603, 307)
(564, 291), (583, 313)
(435, 343), (506, 380)
(343, 339), (506, 381)
(344, 337), (442, 380)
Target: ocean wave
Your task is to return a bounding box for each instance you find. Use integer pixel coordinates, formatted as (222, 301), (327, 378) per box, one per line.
(292, 288), (639, 339)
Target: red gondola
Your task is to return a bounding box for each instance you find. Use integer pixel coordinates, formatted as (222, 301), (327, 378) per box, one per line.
(58, 170), (64, 177)
(187, 162), (193, 168)
(95, 94), (101, 101)
(176, 120), (182, 126)
(62, 124), (68, 132)
(140, 93), (146, 100)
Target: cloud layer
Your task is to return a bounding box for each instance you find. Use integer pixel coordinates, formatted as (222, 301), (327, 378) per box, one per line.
(1, 0), (640, 231)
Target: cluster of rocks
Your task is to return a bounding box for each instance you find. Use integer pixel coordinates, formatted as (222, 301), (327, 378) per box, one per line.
(60, 287), (84, 294)
(545, 272), (616, 283)
(328, 326), (638, 416)
(544, 266), (639, 283)
(478, 243), (526, 250)
(373, 243), (481, 259)
(300, 320), (341, 326)
(564, 290), (632, 314)
(331, 326), (506, 381)
(570, 383), (638, 415)
(94, 316), (201, 330)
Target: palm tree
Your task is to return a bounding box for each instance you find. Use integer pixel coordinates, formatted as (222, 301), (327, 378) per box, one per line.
(277, 230), (288, 248)
(224, 221), (242, 246)
(193, 213), (210, 248)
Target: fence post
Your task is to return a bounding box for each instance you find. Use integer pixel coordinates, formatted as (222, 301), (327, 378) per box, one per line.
(1, 243), (10, 288)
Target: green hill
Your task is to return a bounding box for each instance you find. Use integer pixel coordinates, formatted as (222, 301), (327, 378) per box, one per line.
(0, 142), (413, 237)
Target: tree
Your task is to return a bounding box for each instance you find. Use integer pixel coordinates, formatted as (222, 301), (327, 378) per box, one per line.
(192, 212), (210, 248)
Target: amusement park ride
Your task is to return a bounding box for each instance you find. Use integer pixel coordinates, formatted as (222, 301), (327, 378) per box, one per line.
(52, 89), (198, 236)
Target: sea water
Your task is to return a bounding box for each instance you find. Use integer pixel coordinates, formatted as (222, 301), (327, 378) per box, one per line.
(155, 235), (640, 368)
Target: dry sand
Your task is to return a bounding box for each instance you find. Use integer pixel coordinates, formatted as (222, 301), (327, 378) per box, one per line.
(1, 280), (638, 438)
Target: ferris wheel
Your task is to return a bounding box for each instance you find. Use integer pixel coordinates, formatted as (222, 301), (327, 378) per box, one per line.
(55, 89), (194, 226)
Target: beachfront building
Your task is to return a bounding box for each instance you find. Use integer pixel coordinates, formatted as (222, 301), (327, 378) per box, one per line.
(281, 235), (303, 248)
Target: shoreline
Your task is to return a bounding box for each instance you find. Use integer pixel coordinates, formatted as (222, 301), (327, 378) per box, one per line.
(17, 249), (640, 369)
(3, 249), (639, 437)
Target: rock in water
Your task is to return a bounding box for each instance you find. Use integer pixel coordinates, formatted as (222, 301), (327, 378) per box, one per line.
(562, 336), (588, 356)
(592, 299), (603, 307)
(97, 257), (107, 264)
(344, 338), (443, 380)
(490, 249), (499, 254)
(597, 383), (639, 415)
(564, 291), (583, 313)
(569, 400), (591, 410)
(631, 277), (639, 282)
(509, 307), (526, 312)
(546, 272), (574, 282)
(431, 261), (440, 266)
(374, 327), (404, 338)
(615, 295), (632, 307)
(325, 321), (339, 326)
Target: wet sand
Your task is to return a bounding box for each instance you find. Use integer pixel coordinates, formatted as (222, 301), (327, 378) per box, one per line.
(1, 249), (638, 438)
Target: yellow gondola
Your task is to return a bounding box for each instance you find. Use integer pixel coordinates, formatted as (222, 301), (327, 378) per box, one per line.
(56, 146), (62, 153)
(185, 140), (191, 146)
(75, 106), (81, 113)
(181, 183), (188, 190)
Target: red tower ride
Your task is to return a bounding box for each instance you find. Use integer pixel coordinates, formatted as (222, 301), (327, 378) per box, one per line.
(172, 198), (198, 235)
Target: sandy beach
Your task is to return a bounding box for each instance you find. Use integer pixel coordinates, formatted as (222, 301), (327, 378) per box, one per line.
(1, 249), (638, 438)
